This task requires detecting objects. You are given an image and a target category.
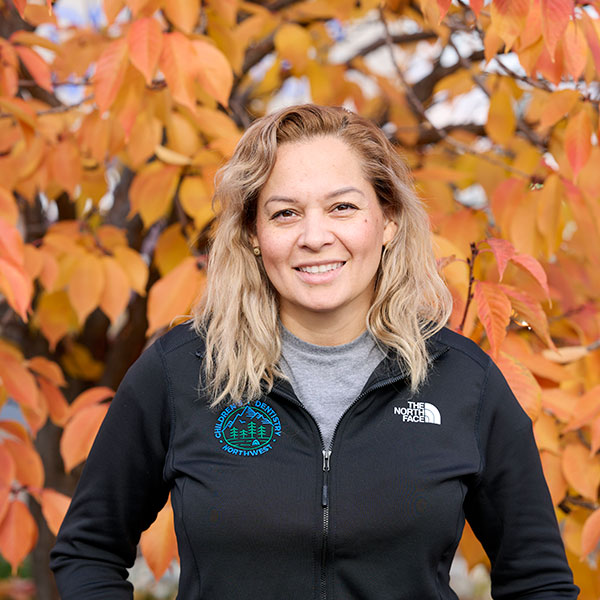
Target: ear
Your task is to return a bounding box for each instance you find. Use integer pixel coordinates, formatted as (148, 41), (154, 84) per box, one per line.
(249, 232), (258, 248)
(382, 215), (398, 246)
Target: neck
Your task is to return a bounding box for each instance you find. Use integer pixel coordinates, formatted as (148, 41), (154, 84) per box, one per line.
(280, 311), (368, 346)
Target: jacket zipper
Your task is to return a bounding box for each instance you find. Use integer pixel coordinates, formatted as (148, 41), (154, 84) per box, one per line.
(270, 346), (449, 600)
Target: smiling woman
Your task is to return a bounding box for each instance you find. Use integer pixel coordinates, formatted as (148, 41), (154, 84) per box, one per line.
(50, 105), (578, 600)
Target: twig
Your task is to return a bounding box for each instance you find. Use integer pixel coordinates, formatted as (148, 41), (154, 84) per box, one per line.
(0, 94), (93, 121)
(457, 242), (478, 333)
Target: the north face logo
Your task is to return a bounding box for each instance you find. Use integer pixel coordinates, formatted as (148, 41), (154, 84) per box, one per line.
(394, 401), (441, 425)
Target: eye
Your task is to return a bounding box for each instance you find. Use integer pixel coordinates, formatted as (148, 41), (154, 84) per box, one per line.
(332, 203), (357, 213)
(271, 208), (297, 220)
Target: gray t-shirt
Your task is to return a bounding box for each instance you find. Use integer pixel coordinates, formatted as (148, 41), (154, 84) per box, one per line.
(279, 325), (386, 449)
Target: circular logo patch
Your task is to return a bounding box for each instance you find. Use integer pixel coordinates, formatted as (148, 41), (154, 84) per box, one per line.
(214, 401), (282, 456)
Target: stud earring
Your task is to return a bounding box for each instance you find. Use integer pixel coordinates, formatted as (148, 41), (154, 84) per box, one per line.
(253, 247), (261, 256)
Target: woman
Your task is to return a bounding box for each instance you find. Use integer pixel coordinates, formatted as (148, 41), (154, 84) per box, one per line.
(51, 105), (578, 599)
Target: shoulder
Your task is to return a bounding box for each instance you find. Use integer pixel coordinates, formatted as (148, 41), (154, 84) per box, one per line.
(153, 320), (206, 358)
(429, 326), (491, 374)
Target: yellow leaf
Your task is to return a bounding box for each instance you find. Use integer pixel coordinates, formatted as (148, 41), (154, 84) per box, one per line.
(154, 145), (192, 166)
(112, 246), (148, 295)
(34, 291), (79, 350)
(485, 89), (516, 146)
(99, 256), (130, 324)
(178, 176), (214, 230)
(140, 496), (178, 580)
(274, 23), (312, 74)
(540, 451), (567, 505)
(61, 342), (104, 381)
(191, 39), (234, 107)
(128, 162), (181, 228)
(0, 500), (38, 575)
(146, 256), (205, 335)
(162, 0), (200, 34)
(126, 110), (163, 169)
(490, 0), (530, 50)
(538, 89), (579, 130)
(533, 411), (560, 454)
(562, 442), (600, 501)
(49, 139), (82, 198)
(60, 403), (109, 472)
(165, 111), (200, 157)
(67, 253), (105, 324)
(154, 224), (191, 276)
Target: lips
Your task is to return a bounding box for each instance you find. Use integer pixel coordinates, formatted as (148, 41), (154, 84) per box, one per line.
(295, 262), (345, 274)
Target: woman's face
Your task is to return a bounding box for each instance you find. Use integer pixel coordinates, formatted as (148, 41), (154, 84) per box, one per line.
(252, 135), (397, 330)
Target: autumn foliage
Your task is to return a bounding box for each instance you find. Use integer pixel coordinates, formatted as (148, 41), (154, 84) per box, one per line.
(1, 0), (600, 596)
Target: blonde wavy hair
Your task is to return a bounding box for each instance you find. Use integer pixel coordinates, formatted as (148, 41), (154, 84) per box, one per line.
(191, 104), (452, 408)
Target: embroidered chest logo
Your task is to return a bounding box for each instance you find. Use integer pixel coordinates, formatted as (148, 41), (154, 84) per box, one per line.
(394, 401), (441, 425)
(214, 401), (282, 456)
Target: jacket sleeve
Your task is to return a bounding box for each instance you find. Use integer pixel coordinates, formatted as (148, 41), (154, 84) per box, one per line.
(464, 359), (579, 599)
(50, 339), (172, 599)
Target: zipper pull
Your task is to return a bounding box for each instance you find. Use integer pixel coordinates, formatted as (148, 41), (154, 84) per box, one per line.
(322, 450), (331, 508)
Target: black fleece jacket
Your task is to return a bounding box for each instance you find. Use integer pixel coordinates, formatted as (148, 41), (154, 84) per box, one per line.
(50, 323), (578, 599)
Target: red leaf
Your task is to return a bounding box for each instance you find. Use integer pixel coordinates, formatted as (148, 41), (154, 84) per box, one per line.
(486, 238), (515, 280)
(93, 38), (129, 114)
(140, 496), (178, 579)
(10, 0), (26, 18)
(565, 110), (592, 179)
(14, 46), (53, 92)
(474, 281), (512, 359)
(127, 17), (163, 85)
(60, 403), (109, 472)
(0, 500), (38, 574)
(540, 0), (573, 58)
(470, 0), (484, 17)
(509, 253), (550, 298)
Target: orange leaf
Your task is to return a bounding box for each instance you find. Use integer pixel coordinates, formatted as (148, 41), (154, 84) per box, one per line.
(533, 411), (560, 453)
(154, 224), (191, 276)
(540, 0), (573, 58)
(0, 351), (38, 410)
(0, 445), (15, 525)
(162, 0), (200, 34)
(27, 356), (66, 387)
(565, 385), (600, 432)
(499, 284), (553, 348)
(112, 246), (148, 295)
(542, 388), (577, 422)
(49, 139), (82, 198)
(0, 218), (25, 269)
(0, 500), (38, 575)
(562, 20), (588, 81)
(11, 0), (26, 18)
(67, 253), (105, 324)
(104, 0), (126, 23)
(565, 110), (592, 179)
(191, 39), (233, 107)
(436, 0), (452, 20)
(469, 0), (484, 17)
(178, 176), (213, 230)
(68, 386), (114, 418)
(591, 415), (600, 456)
(562, 442), (600, 500)
(37, 378), (69, 427)
(99, 256), (130, 324)
(159, 32), (197, 113)
(485, 89), (516, 146)
(274, 23), (312, 74)
(491, 0), (529, 49)
(127, 17), (163, 85)
(93, 37), (129, 114)
(581, 10), (600, 76)
(0, 258), (32, 321)
(128, 162), (181, 228)
(40, 488), (71, 537)
(146, 256), (205, 335)
(60, 403), (109, 472)
(139, 496), (178, 579)
(14, 46), (53, 92)
(474, 281), (511, 359)
(3, 439), (44, 490)
(496, 352), (542, 421)
(0, 186), (18, 225)
(582, 508), (600, 556)
(540, 451), (567, 505)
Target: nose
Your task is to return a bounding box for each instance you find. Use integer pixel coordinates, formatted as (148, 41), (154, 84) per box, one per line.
(297, 209), (335, 250)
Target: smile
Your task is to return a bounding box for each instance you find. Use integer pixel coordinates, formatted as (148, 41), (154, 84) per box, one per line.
(295, 262), (345, 274)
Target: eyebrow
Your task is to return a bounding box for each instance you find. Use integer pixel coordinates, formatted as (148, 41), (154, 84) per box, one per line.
(264, 186), (365, 207)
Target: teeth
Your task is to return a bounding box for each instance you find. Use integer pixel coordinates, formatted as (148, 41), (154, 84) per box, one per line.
(298, 262), (343, 274)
